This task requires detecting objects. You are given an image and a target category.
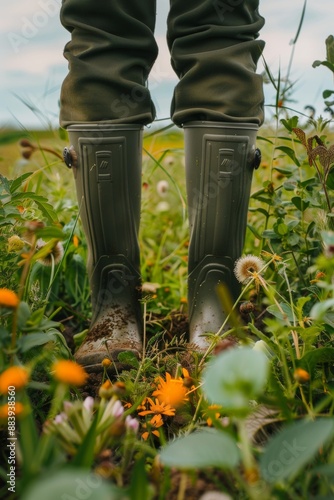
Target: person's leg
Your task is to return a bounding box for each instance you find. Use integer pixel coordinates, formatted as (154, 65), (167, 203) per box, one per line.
(60, 0), (158, 126)
(167, 0), (264, 349)
(167, 0), (264, 126)
(60, 0), (157, 371)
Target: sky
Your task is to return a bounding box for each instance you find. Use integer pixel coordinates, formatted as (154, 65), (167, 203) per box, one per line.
(1, 0), (333, 129)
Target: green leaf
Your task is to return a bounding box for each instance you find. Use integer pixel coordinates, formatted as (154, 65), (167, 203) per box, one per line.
(310, 298), (334, 320)
(10, 172), (33, 193)
(21, 469), (123, 500)
(72, 412), (99, 467)
(267, 303), (294, 323)
(202, 347), (269, 412)
(127, 458), (154, 500)
(280, 116), (299, 132)
(17, 331), (58, 353)
(298, 347), (334, 376)
(275, 146), (300, 166)
(291, 196), (310, 212)
(159, 429), (240, 469)
(260, 418), (334, 483)
(117, 351), (140, 368)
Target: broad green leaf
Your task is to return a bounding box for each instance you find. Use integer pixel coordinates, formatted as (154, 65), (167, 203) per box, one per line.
(260, 418), (334, 483)
(202, 347), (269, 411)
(267, 303), (294, 323)
(275, 146), (300, 166)
(310, 298), (334, 320)
(159, 429), (240, 469)
(21, 469), (123, 500)
(291, 196), (310, 212)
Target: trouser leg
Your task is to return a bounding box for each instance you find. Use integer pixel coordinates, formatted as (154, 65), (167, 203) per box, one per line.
(60, 0), (158, 127)
(167, 0), (265, 126)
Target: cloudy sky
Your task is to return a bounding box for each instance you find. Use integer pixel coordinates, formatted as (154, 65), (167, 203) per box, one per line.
(1, 0), (333, 129)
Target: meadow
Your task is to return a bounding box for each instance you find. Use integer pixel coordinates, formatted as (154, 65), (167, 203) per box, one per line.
(1, 35), (334, 500)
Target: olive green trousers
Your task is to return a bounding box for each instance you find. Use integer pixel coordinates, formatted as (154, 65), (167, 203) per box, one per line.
(60, 0), (265, 128)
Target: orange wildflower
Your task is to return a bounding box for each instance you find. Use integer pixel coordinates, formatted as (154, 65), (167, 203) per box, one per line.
(153, 372), (188, 408)
(73, 235), (79, 247)
(141, 414), (164, 441)
(52, 360), (88, 386)
(294, 368), (310, 383)
(138, 397), (175, 417)
(0, 366), (29, 394)
(0, 402), (25, 420)
(0, 289), (20, 309)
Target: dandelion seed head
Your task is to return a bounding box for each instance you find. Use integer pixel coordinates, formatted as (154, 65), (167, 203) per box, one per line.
(36, 239), (64, 266)
(234, 255), (265, 284)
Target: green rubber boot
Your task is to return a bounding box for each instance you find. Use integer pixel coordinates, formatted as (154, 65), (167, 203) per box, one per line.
(184, 121), (261, 350)
(63, 123), (143, 371)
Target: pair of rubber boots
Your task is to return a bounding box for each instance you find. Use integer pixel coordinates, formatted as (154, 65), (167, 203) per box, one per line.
(63, 122), (260, 372)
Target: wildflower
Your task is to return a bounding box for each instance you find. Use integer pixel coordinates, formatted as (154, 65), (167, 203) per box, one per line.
(310, 271), (326, 284)
(180, 296), (188, 304)
(101, 358), (112, 368)
(52, 359), (88, 386)
(204, 404), (223, 427)
(125, 415), (139, 434)
(0, 289), (20, 309)
(0, 366), (29, 394)
(294, 368), (310, 383)
(0, 402), (25, 420)
(156, 180), (169, 197)
(73, 235), (79, 247)
(138, 397), (175, 417)
(36, 239), (64, 266)
(152, 372), (189, 408)
(156, 201), (170, 212)
(99, 380), (114, 399)
(7, 235), (25, 253)
(234, 255), (265, 284)
(141, 414), (164, 440)
(19, 138), (36, 160)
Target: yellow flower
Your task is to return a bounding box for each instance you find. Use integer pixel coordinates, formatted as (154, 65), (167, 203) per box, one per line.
(0, 366), (29, 394)
(52, 360), (88, 386)
(7, 235), (25, 253)
(101, 358), (112, 368)
(0, 402), (25, 420)
(294, 368), (310, 383)
(138, 397), (175, 417)
(0, 289), (20, 309)
(152, 372), (188, 408)
(73, 235), (79, 247)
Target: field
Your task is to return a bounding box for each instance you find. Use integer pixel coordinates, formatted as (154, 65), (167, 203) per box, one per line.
(1, 43), (334, 499)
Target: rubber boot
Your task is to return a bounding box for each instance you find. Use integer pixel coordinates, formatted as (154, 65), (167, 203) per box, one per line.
(63, 123), (143, 371)
(184, 121), (261, 350)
